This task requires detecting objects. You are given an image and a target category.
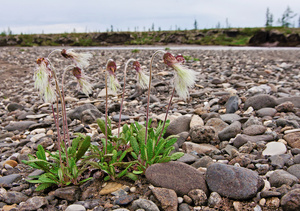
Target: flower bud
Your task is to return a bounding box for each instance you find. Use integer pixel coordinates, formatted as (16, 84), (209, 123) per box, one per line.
(72, 67), (82, 79)
(106, 60), (117, 75)
(133, 61), (141, 73)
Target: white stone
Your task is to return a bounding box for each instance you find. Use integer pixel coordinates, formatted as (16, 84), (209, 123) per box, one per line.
(65, 204), (86, 211)
(30, 128), (46, 135)
(30, 133), (46, 142)
(262, 141), (286, 156)
(190, 115), (204, 128)
(98, 88), (117, 97)
(284, 128), (300, 134)
(26, 114), (48, 119)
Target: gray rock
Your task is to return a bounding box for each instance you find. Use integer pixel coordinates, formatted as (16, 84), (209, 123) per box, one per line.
(260, 191), (281, 198)
(177, 153), (198, 164)
(242, 116), (262, 129)
(294, 154), (300, 164)
(112, 114), (130, 122)
(7, 103), (24, 112)
(269, 170), (298, 188)
(19, 196), (49, 210)
(54, 186), (81, 202)
(81, 109), (102, 124)
(232, 134), (275, 148)
(270, 154), (292, 169)
(65, 204), (86, 211)
(176, 132), (189, 147)
(225, 95), (240, 113)
(191, 156), (214, 168)
(178, 203), (191, 211)
(165, 116), (191, 137)
(205, 118), (228, 134)
(276, 118), (300, 128)
(256, 108), (277, 117)
(277, 96), (300, 108)
(150, 186), (178, 211)
(220, 113), (241, 124)
(189, 126), (216, 143)
(287, 164), (300, 179)
(4, 121), (36, 131)
(114, 195), (134, 206)
(131, 199), (160, 211)
(281, 189), (300, 211)
(145, 161), (208, 196)
(0, 174), (21, 185)
(244, 94), (277, 110)
(243, 125), (266, 136)
(218, 121), (241, 141)
(67, 104), (99, 120)
(206, 163), (264, 200)
(3, 191), (29, 204)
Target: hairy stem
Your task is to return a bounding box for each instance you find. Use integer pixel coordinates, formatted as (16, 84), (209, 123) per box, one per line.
(118, 58), (136, 138)
(145, 50), (166, 144)
(105, 70), (108, 154)
(157, 87), (175, 143)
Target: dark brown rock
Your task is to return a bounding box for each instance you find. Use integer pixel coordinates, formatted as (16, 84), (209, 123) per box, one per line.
(189, 126), (216, 143)
(284, 132), (300, 148)
(150, 187), (178, 211)
(145, 161), (208, 196)
(244, 94), (277, 110)
(54, 186), (81, 202)
(281, 189), (300, 211)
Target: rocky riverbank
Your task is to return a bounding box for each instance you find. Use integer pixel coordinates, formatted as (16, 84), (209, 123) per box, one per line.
(0, 46), (300, 210)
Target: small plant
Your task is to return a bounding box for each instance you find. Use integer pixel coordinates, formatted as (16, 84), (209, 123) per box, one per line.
(131, 49), (140, 53)
(23, 134), (92, 190)
(165, 47), (171, 50)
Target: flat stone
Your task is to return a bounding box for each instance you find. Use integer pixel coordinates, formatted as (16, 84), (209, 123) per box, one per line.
(182, 142), (218, 155)
(225, 95), (239, 113)
(206, 163), (264, 200)
(65, 204), (86, 211)
(145, 161), (208, 196)
(67, 104), (99, 120)
(112, 114), (130, 122)
(256, 108), (277, 117)
(99, 182), (123, 195)
(243, 125), (266, 136)
(26, 114), (49, 119)
(244, 94), (277, 110)
(276, 96), (300, 108)
(19, 196), (49, 210)
(0, 174), (21, 185)
(269, 170), (298, 188)
(262, 142), (287, 156)
(233, 134), (275, 148)
(4, 121), (36, 131)
(220, 113), (241, 124)
(3, 191), (29, 204)
(114, 195), (134, 206)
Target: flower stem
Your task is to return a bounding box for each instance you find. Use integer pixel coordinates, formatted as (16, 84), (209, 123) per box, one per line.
(118, 58), (135, 138)
(145, 50), (166, 144)
(105, 70), (108, 154)
(157, 87), (175, 143)
(51, 104), (64, 169)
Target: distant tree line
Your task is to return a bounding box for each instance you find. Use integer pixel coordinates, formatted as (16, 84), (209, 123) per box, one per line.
(266, 6), (298, 28)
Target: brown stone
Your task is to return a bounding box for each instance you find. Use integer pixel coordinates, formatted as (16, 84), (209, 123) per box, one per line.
(284, 132), (300, 148)
(150, 186), (178, 211)
(145, 161), (208, 196)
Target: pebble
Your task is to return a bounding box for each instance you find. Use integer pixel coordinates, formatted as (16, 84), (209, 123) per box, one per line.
(262, 141), (287, 156)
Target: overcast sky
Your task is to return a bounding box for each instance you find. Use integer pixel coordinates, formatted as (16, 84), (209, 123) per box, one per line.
(1, 0), (300, 34)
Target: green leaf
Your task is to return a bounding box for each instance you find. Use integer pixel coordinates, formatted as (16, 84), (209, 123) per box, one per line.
(164, 136), (178, 148)
(119, 150), (127, 162)
(170, 152), (184, 160)
(104, 175), (111, 181)
(125, 172), (138, 181)
(130, 137), (139, 154)
(79, 177), (93, 184)
(147, 138), (154, 160)
(112, 150), (117, 163)
(132, 170), (144, 174)
(137, 127), (146, 144)
(157, 157), (171, 163)
(36, 145), (46, 160)
(154, 139), (167, 156)
(130, 152), (138, 160)
(35, 183), (54, 191)
(75, 136), (91, 162)
(58, 168), (63, 183)
(97, 118), (112, 136)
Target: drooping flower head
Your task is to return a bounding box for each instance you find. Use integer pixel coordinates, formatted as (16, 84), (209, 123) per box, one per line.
(61, 49), (92, 68)
(34, 58), (56, 103)
(133, 61), (149, 89)
(106, 60), (120, 93)
(71, 67), (92, 96)
(175, 54), (185, 64)
(163, 52), (197, 100)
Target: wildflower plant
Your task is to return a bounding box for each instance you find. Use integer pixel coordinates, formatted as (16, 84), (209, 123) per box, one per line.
(24, 49), (93, 190)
